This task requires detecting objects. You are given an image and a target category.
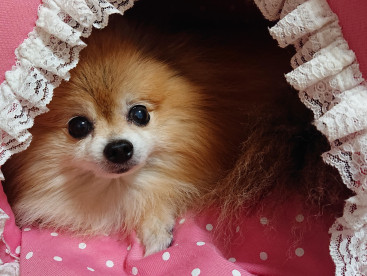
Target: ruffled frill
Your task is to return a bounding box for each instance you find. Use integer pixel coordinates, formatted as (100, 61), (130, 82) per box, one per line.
(0, 0), (135, 181)
(255, 0), (367, 274)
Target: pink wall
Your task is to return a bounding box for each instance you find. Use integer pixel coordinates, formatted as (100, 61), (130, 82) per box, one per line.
(0, 0), (41, 83)
(327, 0), (367, 79)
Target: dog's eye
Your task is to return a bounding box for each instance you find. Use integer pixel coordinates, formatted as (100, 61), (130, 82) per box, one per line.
(128, 105), (150, 126)
(68, 116), (93, 139)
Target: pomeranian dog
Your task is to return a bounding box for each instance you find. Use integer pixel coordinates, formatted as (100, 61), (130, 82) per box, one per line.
(2, 14), (348, 255)
(2, 17), (254, 255)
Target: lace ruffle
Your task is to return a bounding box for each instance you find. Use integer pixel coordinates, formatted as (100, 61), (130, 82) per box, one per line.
(0, 0), (135, 180)
(254, 0), (367, 274)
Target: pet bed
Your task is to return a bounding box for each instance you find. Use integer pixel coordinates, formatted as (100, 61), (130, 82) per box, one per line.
(0, 0), (366, 275)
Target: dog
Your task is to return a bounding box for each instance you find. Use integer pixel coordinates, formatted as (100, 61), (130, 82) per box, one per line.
(2, 16), (348, 255)
(2, 18), (254, 255)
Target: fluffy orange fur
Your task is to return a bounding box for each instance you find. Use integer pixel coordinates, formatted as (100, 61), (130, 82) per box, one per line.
(2, 19), (250, 255)
(3, 16), (348, 256)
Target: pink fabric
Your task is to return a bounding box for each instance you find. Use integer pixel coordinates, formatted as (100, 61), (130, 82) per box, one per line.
(0, 0), (366, 275)
(0, 0), (41, 83)
(327, 0), (367, 79)
(19, 200), (335, 275)
(0, 184), (21, 264)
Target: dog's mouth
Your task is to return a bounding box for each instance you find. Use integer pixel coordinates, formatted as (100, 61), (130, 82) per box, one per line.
(110, 166), (131, 174)
(73, 154), (143, 179)
(102, 160), (140, 176)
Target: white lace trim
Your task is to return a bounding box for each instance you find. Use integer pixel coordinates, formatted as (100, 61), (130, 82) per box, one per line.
(255, 0), (367, 274)
(0, 262), (19, 276)
(0, 0), (135, 180)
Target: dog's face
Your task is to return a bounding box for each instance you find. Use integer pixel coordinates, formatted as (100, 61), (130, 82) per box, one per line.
(61, 66), (160, 179)
(33, 38), (209, 182)
(64, 91), (156, 179)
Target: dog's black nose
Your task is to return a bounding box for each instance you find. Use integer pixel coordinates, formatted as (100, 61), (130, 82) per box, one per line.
(104, 140), (134, 164)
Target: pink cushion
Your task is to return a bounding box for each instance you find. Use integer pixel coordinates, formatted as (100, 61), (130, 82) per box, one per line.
(20, 201), (334, 275)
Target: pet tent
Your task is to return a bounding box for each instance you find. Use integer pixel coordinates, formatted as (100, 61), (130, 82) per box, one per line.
(0, 0), (366, 275)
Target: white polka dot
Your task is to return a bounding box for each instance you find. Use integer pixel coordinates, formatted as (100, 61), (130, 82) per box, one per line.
(196, 241), (205, 246)
(296, 214), (304, 222)
(23, 228), (31, 232)
(206, 224), (213, 231)
(132, 266), (138, 275)
(260, 217), (269, 225)
(260, 252), (268, 260)
(25, 252), (33, 259)
(162, 251), (170, 261)
(5, 249), (9, 254)
(191, 268), (201, 276)
(232, 269), (241, 276)
(53, 256), (62, 262)
(179, 218), (185, 224)
(127, 245), (131, 251)
(106, 260), (114, 268)
(228, 257), (236, 262)
(295, 248), (304, 257)
(236, 226), (240, 233)
(79, 243), (87, 249)
(15, 246), (21, 254)
(50, 232), (58, 237)
(87, 267), (95, 272)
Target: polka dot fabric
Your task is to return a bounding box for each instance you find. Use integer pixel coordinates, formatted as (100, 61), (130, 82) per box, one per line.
(19, 197), (335, 275)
